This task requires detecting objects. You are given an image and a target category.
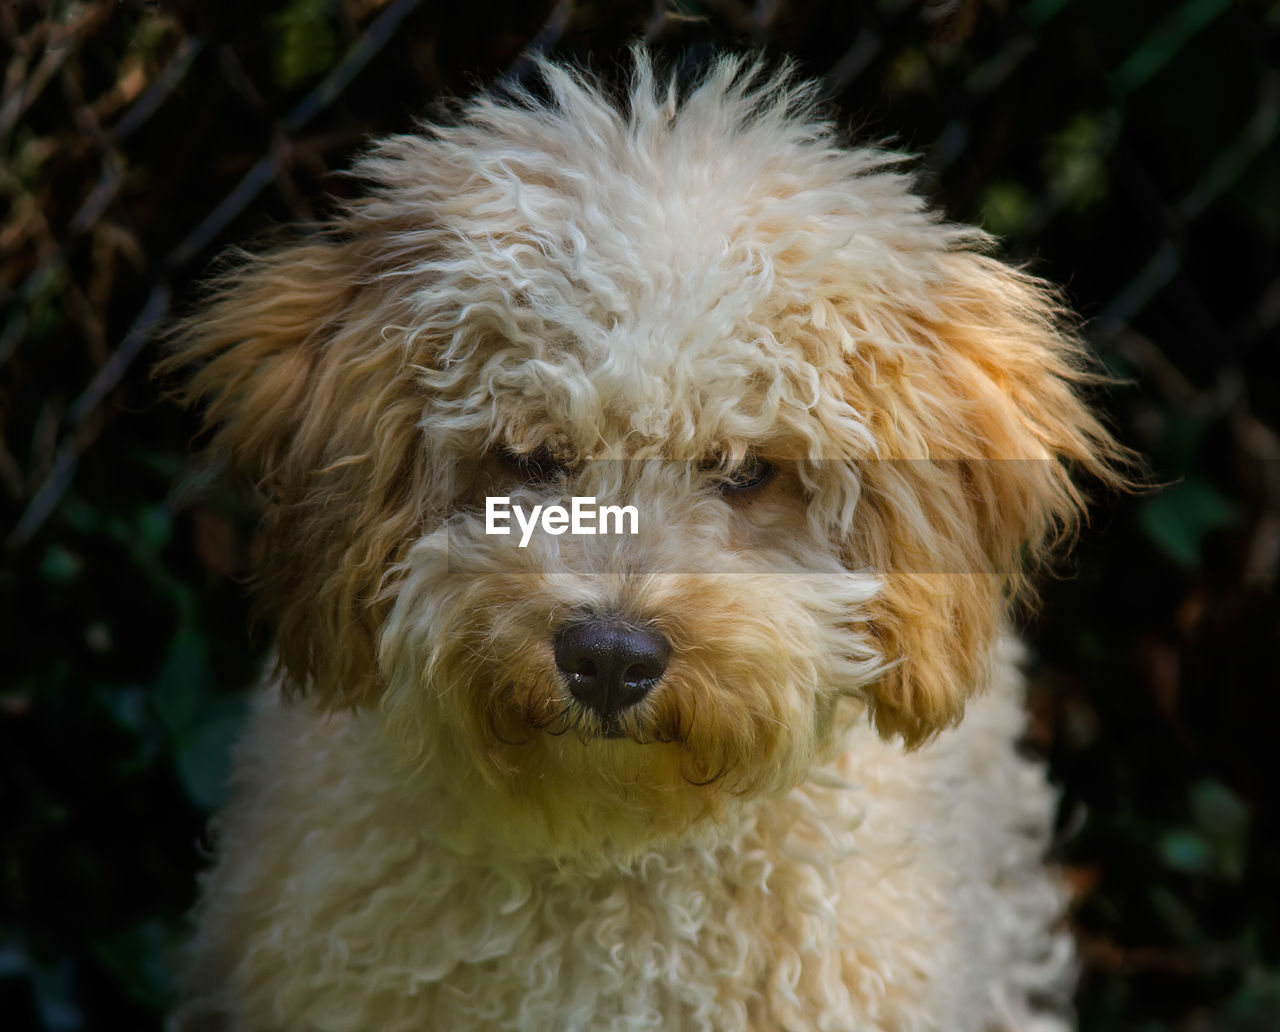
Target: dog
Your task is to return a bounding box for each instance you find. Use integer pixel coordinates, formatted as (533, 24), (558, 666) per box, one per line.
(168, 52), (1124, 1031)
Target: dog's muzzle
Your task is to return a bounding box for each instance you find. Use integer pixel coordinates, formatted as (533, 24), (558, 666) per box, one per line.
(553, 620), (670, 733)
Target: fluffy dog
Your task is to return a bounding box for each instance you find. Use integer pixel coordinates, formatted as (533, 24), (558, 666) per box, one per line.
(169, 53), (1123, 1031)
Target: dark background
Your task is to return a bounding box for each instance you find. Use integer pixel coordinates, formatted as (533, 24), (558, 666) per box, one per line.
(2, 1), (1278, 1028)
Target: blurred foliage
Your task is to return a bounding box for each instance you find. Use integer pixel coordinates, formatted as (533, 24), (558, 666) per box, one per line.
(271, 0), (342, 89)
(2, 0), (1278, 1028)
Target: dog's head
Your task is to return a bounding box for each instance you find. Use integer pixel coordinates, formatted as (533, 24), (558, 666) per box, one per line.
(170, 54), (1124, 856)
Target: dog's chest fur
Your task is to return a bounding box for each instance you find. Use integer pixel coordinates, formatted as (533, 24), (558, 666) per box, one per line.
(178, 643), (1070, 1032)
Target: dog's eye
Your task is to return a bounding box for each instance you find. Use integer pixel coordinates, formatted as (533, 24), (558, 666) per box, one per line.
(500, 445), (568, 483)
(716, 454), (775, 495)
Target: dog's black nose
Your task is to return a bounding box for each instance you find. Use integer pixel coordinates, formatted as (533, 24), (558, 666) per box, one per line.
(553, 621), (670, 721)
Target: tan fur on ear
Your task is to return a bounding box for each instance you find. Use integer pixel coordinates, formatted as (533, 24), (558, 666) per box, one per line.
(163, 241), (433, 707)
(839, 250), (1129, 745)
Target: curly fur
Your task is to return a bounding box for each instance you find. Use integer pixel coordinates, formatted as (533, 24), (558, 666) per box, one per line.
(167, 51), (1125, 1031)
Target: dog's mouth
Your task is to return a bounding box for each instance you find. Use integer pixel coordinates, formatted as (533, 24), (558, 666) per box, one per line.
(551, 702), (679, 746)
(482, 675), (742, 791)
(488, 690), (678, 747)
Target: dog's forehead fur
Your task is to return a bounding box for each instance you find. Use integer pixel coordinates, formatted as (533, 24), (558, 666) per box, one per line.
(348, 59), (969, 458)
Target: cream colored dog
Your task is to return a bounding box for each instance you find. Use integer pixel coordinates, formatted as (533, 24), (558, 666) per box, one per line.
(170, 53), (1123, 1031)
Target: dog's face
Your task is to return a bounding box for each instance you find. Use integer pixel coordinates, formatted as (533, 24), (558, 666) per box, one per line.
(172, 57), (1121, 857)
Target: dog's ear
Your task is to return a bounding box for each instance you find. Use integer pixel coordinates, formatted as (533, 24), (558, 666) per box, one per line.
(164, 240), (431, 707)
(835, 250), (1128, 746)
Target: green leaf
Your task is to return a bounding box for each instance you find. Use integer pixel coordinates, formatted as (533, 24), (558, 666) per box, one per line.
(150, 629), (214, 733)
(1147, 882), (1202, 944)
(1138, 476), (1237, 566)
(1158, 829), (1211, 873)
(1224, 964), (1280, 1026)
(1190, 778), (1250, 840)
(91, 682), (164, 775)
(272, 0), (340, 90)
(132, 503), (173, 552)
(1190, 778), (1251, 881)
(1044, 112), (1115, 212)
(39, 544), (83, 584)
(1110, 0), (1234, 96)
(980, 181), (1035, 238)
(128, 448), (184, 480)
(173, 697), (248, 811)
(91, 918), (182, 1011)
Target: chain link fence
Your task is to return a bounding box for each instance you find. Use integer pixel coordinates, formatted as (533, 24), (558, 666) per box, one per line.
(3, 0), (1278, 1027)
